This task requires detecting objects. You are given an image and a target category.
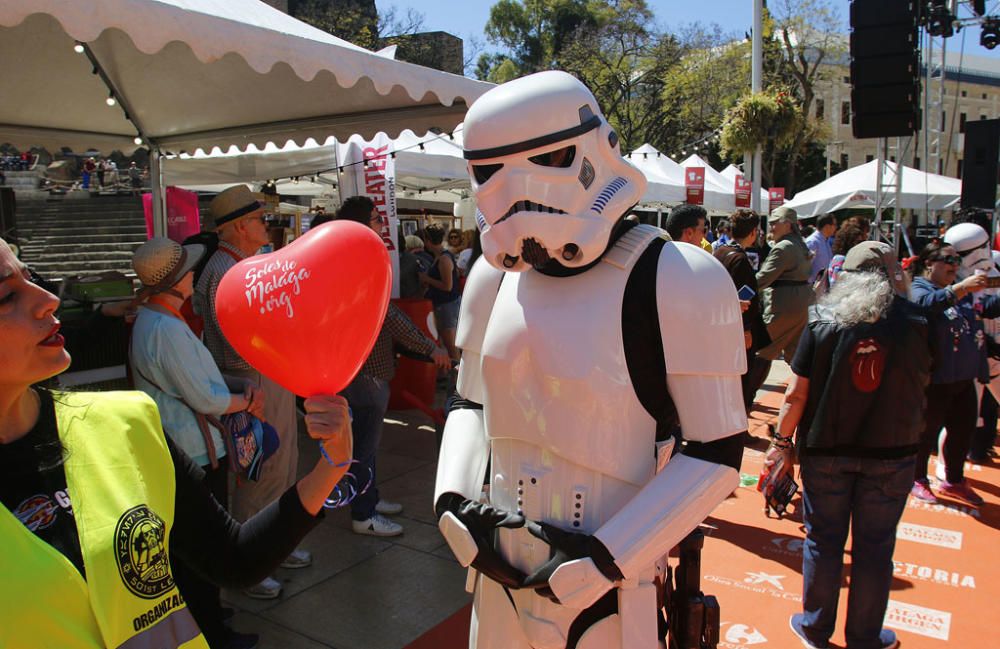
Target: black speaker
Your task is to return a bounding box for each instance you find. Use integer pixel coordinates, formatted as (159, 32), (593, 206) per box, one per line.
(849, 0), (921, 139)
(0, 187), (15, 246)
(961, 118), (1000, 210)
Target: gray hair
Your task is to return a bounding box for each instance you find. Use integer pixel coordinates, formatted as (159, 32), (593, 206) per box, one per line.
(821, 270), (895, 326)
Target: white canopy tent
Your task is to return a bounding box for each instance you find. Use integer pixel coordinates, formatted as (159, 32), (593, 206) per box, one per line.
(624, 144), (734, 211)
(717, 162), (770, 207)
(0, 0), (491, 228)
(782, 160), (962, 217)
(163, 126), (470, 194)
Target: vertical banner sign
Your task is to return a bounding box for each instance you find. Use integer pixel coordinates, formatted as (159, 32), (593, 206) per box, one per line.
(768, 187), (785, 213)
(685, 167), (705, 205)
(337, 136), (401, 298)
(734, 175), (752, 208)
(142, 186), (201, 243)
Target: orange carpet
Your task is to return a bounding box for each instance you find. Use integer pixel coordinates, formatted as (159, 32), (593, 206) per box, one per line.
(407, 383), (1000, 648)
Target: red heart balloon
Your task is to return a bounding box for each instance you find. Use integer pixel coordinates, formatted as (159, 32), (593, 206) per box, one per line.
(216, 220), (390, 396)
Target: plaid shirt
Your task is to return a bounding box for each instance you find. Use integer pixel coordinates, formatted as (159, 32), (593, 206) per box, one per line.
(362, 303), (437, 381)
(193, 241), (251, 372)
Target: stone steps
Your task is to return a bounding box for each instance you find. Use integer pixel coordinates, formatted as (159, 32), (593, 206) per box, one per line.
(15, 197), (150, 280)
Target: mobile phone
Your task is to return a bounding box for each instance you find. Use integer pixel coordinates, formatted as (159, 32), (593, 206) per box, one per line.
(759, 453), (798, 518)
(765, 473), (799, 518)
(737, 285), (756, 301)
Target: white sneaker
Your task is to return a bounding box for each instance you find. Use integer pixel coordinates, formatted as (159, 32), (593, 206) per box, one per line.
(279, 549), (312, 569)
(243, 576), (282, 600)
(935, 459), (947, 482)
(352, 513), (404, 537)
(375, 499), (404, 515)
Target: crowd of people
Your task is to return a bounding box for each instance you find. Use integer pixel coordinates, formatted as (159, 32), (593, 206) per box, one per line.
(3, 172), (998, 649)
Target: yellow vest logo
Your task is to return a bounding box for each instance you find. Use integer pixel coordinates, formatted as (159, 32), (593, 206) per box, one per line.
(115, 505), (174, 599)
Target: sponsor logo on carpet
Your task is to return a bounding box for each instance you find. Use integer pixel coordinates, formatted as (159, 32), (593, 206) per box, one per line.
(720, 622), (768, 647)
(907, 499), (981, 519)
(705, 572), (802, 603)
(896, 522), (963, 549)
(767, 537), (803, 557)
(893, 561), (976, 588)
(884, 600), (951, 640)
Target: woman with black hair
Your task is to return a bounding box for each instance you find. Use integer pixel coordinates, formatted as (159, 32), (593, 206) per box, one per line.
(909, 239), (999, 506)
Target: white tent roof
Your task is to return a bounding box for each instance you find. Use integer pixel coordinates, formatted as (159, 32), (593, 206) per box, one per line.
(0, 0), (491, 154)
(163, 126), (469, 192)
(783, 160), (962, 217)
(624, 144), (734, 210)
(681, 154), (769, 208)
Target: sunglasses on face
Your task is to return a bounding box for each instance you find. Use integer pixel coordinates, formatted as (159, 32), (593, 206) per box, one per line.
(932, 255), (961, 266)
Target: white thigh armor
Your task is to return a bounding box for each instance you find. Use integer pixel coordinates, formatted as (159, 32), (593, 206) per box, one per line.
(437, 225), (745, 649)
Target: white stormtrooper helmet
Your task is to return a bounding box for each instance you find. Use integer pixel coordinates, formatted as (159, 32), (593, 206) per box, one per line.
(944, 222), (992, 279)
(462, 70), (646, 272)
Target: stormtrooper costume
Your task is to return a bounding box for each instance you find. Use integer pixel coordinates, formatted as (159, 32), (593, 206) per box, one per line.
(942, 223), (1000, 469)
(433, 71), (746, 649)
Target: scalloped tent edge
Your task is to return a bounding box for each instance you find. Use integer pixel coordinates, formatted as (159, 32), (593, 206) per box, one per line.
(0, 0), (492, 231)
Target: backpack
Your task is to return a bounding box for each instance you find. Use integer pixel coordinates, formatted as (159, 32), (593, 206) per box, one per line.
(182, 231), (219, 286)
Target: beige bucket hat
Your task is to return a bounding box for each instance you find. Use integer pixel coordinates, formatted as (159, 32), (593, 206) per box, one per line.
(209, 185), (263, 230)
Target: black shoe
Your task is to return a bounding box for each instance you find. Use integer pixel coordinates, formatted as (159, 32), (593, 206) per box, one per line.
(225, 630), (259, 649)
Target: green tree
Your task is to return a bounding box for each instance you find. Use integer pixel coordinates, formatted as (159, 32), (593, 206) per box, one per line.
(478, 0), (600, 79)
(659, 25), (750, 158)
(766, 0), (843, 192)
(559, 0), (681, 151)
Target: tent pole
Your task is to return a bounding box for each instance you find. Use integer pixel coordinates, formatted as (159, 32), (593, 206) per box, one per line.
(750, 0), (763, 215)
(150, 149), (167, 237)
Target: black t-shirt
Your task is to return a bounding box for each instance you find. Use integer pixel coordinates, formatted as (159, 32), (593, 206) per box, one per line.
(0, 389), (322, 588)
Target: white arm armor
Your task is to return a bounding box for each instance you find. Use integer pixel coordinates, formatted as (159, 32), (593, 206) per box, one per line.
(593, 454), (738, 580)
(434, 259), (505, 565)
(657, 241), (748, 442)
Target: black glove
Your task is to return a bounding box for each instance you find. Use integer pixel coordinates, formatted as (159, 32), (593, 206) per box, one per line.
(435, 492), (528, 588)
(522, 521), (625, 603)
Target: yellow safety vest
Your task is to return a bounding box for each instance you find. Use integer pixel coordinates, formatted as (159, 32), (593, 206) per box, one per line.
(0, 391), (209, 649)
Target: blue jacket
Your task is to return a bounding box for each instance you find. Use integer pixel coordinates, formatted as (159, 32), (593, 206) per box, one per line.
(909, 276), (1000, 384)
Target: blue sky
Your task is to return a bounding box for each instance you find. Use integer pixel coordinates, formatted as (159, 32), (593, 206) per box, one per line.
(384, 0), (1000, 67)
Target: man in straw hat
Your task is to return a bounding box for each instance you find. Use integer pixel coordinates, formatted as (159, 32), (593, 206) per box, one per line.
(131, 236), (264, 648)
(767, 241), (925, 649)
(193, 185), (310, 600)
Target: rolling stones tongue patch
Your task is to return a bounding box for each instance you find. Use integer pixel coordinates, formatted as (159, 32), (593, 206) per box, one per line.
(850, 337), (887, 393)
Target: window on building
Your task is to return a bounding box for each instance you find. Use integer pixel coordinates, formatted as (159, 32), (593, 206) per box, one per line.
(942, 111), (947, 131)
(962, 90), (968, 97)
(866, 154), (874, 163)
(983, 115), (989, 121)
(841, 101), (851, 125)
(960, 112), (967, 133)
(890, 156), (896, 162)
(914, 157), (921, 170)
(984, 93), (988, 100)
(958, 159), (963, 177)
(840, 153), (849, 169)
(816, 99), (825, 121)
(843, 76), (850, 84)
(939, 159), (944, 174)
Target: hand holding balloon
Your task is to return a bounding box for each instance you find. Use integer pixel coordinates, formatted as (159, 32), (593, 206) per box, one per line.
(215, 220), (392, 396)
(296, 394), (354, 515)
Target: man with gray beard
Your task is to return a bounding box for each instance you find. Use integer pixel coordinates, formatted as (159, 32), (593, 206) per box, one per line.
(766, 242), (929, 649)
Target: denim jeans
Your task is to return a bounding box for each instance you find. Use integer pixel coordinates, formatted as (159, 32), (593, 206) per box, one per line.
(799, 454), (914, 649)
(341, 374), (391, 521)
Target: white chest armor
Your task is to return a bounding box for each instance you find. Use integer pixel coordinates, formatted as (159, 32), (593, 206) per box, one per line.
(481, 226), (659, 529)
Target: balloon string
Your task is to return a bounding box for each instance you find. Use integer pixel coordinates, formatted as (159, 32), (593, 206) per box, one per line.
(323, 462), (374, 509)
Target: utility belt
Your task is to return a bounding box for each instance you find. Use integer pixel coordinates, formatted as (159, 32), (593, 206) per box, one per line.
(770, 279), (808, 288)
